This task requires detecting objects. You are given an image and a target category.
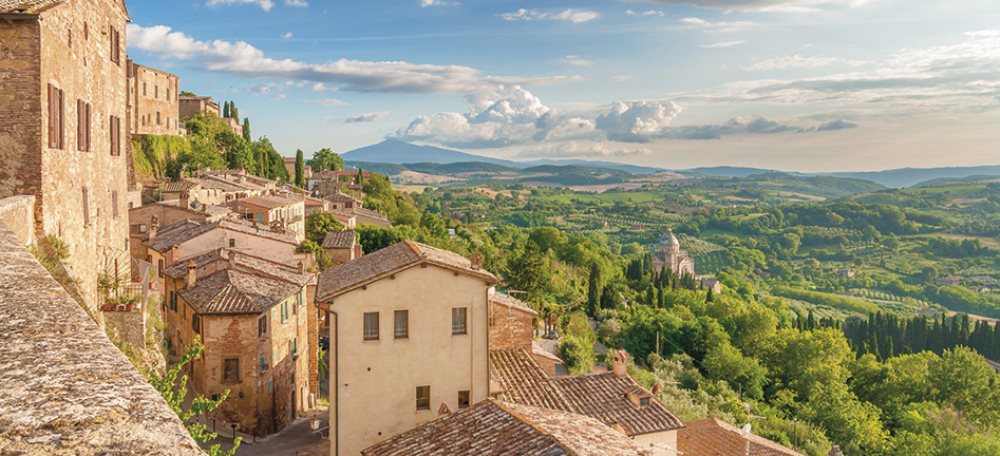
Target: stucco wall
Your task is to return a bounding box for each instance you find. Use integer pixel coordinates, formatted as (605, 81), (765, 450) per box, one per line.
(633, 430), (679, 456)
(326, 265), (491, 456)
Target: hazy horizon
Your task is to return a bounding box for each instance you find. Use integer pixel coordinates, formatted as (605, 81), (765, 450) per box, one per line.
(126, 0), (1000, 172)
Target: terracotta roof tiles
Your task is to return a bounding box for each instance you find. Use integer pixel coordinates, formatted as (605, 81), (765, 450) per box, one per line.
(678, 418), (805, 456)
(316, 240), (496, 301)
(490, 292), (538, 315)
(554, 373), (684, 436)
(362, 400), (651, 456)
(490, 349), (573, 411)
(321, 230), (356, 249)
(178, 269), (302, 315)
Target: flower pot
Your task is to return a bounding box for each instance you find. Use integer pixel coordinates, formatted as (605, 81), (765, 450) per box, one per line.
(126, 303), (136, 312)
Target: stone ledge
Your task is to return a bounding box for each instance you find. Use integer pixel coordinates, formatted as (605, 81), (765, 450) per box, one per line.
(0, 226), (204, 455)
(0, 195), (35, 246)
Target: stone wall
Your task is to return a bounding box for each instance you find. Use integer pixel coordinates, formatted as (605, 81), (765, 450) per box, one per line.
(0, 17), (42, 210)
(104, 308), (147, 348)
(0, 195), (35, 246)
(0, 226), (202, 455)
(489, 302), (535, 351)
(128, 61), (180, 136)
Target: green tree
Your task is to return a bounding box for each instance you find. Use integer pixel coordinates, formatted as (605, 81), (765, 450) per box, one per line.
(149, 337), (241, 456)
(308, 148), (344, 172)
(241, 117), (251, 143)
(586, 263), (601, 317)
(294, 149), (305, 188)
(296, 239), (332, 270)
(222, 101), (231, 119)
(560, 335), (596, 374)
(230, 102), (239, 120)
(305, 211), (344, 244)
(703, 343), (768, 400)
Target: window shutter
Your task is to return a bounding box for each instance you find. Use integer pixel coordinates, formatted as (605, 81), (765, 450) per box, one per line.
(85, 103), (91, 152)
(47, 85), (54, 148)
(76, 99), (83, 151)
(58, 89), (64, 149)
(81, 187), (89, 227)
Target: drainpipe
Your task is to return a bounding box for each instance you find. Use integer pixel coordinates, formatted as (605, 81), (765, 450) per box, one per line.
(328, 307), (339, 456)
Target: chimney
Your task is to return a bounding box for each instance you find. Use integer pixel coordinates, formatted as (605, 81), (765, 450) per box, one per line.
(180, 191), (190, 210)
(612, 350), (628, 377)
(470, 252), (483, 271)
(651, 383), (661, 395)
(297, 261), (305, 274)
(148, 215), (159, 241)
(170, 244), (179, 266)
(228, 250), (237, 268)
(186, 260), (198, 289)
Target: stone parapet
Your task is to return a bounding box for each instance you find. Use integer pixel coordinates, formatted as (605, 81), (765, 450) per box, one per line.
(0, 195), (34, 246)
(0, 226), (203, 455)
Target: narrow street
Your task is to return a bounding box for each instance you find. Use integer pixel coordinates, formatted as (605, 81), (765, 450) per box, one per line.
(208, 408), (329, 456)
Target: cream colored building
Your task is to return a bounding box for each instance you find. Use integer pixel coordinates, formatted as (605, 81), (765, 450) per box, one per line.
(315, 240), (498, 456)
(230, 194), (306, 242)
(127, 61), (181, 136)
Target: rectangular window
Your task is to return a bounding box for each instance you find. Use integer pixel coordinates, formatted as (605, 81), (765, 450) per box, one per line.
(416, 386), (430, 411)
(155, 85), (159, 99)
(292, 337), (298, 356)
(458, 391), (470, 409)
(81, 187), (89, 227)
(110, 116), (121, 156)
(258, 315), (267, 337)
(111, 191), (118, 219)
(156, 111), (161, 125)
(48, 84), (64, 149)
(169, 290), (177, 311)
(76, 99), (90, 151)
(296, 291), (303, 307)
(452, 307), (467, 335)
(143, 82), (147, 96)
(363, 312), (379, 341)
(281, 301), (288, 323)
(167, 88), (171, 100)
(110, 26), (121, 65)
(192, 315), (200, 333)
(394, 310), (409, 339)
(228, 238), (236, 248)
(223, 358), (240, 383)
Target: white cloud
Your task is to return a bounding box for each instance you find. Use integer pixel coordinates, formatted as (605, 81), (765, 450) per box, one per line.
(562, 55), (594, 66)
(742, 54), (868, 71)
(702, 40), (746, 48)
(206, 0), (274, 11)
(127, 24), (577, 94)
(680, 17), (755, 32)
(638, 0), (873, 13)
(595, 101), (683, 142)
(315, 98), (348, 106)
(613, 75), (634, 82)
(500, 8), (599, 24)
(345, 112), (390, 123)
(285, 0), (307, 6)
(626, 9), (665, 17)
(420, 0), (459, 6)
(281, 32), (293, 40)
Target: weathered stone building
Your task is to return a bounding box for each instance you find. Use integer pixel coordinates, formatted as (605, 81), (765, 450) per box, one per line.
(162, 248), (314, 435)
(321, 229), (362, 266)
(127, 60), (180, 136)
(229, 194), (306, 241)
(0, 0), (132, 310)
(179, 94), (220, 119)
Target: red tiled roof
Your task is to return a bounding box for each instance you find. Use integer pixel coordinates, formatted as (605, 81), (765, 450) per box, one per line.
(553, 373), (684, 436)
(321, 230), (356, 249)
(315, 240), (496, 301)
(490, 292), (537, 315)
(178, 268), (302, 315)
(490, 349), (572, 411)
(362, 400), (651, 456)
(678, 418), (804, 456)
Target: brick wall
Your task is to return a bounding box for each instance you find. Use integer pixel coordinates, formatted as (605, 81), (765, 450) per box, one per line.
(0, 19), (42, 206)
(489, 302), (535, 351)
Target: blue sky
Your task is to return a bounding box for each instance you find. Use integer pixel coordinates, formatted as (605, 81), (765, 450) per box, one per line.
(126, 0), (1000, 171)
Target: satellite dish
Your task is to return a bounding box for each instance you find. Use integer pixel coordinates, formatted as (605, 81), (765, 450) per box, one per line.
(741, 424), (752, 436)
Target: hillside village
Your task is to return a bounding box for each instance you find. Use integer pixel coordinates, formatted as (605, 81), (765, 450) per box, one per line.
(2, 1), (1000, 456)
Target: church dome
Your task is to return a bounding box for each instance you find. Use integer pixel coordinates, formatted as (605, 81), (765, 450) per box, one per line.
(660, 230), (680, 246)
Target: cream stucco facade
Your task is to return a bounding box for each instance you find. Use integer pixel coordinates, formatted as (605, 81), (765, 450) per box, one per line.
(323, 265), (493, 456)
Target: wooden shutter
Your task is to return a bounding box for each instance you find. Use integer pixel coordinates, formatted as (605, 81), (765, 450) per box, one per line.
(77, 99), (83, 151)
(112, 190), (119, 219)
(85, 103), (91, 151)
(81, 187), (89, 227)
(47, 85), (54, 148)
(58, 88), (64, 149)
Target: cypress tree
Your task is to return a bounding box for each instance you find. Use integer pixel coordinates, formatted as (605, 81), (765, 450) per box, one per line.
(706, 287), (714, 303)
(586, 263), (600, 317)
(223, 101), (231, 118)
(294, 149), (305, 188)
(231, 103), (239, 120)
(242, 118), (251, 142)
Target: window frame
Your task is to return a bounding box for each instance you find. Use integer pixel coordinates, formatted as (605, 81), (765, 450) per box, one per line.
(222, 357), (240, 384)
(416, 385), (430, 411)
(451, 307), (468, 335)
(363, 312), (380, 341)
(394, 310), (409, 339)
(258, 314), (267, 337)
(458, 390), (470, 409)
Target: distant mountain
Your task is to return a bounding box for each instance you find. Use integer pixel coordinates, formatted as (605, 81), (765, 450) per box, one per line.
(825, 166), (1000, 188)
(342, 139), (519, 167)
(683, 166), (780, 178)
(341, 140), (663, 174)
